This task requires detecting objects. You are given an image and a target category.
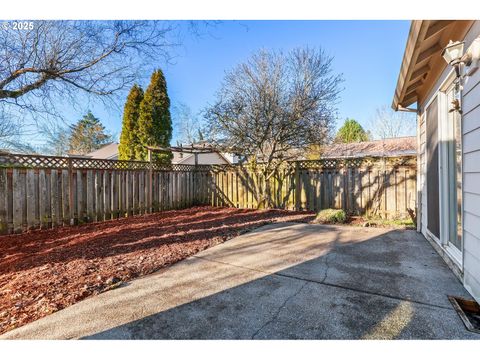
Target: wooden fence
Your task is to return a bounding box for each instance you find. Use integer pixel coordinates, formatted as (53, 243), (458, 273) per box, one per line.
(0, 153), (213, 234)
(0, 152), (416, 234)
(209, 157), (417, 219)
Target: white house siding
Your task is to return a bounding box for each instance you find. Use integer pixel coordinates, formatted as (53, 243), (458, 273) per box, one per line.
(461, 22), (480, 301)
(178, 152), (229, 165)
(419, 21), (480, 302)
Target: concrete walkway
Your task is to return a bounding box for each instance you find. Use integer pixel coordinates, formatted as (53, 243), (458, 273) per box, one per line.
(2, 223), (479, 339)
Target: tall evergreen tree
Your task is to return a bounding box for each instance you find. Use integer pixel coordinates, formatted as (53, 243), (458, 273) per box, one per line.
(68, 111), (112, 155)
(119, 84), (144, 160)
(137, 69), (173, 164)
(335, 118), (370, 143)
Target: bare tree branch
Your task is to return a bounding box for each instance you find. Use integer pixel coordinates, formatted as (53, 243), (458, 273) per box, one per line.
(173, 102), (203, 145)
(0, 20), (179, 116)
(368, 105), (416, 139)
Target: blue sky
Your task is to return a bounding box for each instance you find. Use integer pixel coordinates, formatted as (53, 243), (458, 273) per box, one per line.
(52, 20), (413, 144)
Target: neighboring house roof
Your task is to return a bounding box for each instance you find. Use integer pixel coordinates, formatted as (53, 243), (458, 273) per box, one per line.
(173, 140), (235, 165)
(85, 143), (119, 160)
(173, 151), (232, 165)
(320, 137), (417, 159)
(392, 20), (474, 110)
(83, 142), (233, 165)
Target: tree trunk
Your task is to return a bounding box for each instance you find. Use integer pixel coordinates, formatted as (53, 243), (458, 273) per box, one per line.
(257, 170), (274, 209)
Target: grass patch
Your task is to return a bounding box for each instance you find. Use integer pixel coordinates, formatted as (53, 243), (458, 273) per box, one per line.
(363, 217), (415, 229)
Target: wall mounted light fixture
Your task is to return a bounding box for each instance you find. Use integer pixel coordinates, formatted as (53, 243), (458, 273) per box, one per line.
(442, 37), (480, 87)
(441, 37), (480, 113)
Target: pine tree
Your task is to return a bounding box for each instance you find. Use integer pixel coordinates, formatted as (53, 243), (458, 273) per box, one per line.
(119, 84), (144, 160)
(335, 118), (370, 143)
(137, 69), (173, 164)
(68, 111), (112, 155)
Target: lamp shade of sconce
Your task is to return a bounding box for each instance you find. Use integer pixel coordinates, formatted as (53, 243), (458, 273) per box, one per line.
(442, 40), (465, 65)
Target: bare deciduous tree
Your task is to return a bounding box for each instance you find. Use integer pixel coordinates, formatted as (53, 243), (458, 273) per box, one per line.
(0, 107), (29, 151)
(0, 115), (19, 149)
(173, 102), (203, 145)
(205, 47), (343, 208)
(369, 105), (416, 139)
(38, 120), (71, 156)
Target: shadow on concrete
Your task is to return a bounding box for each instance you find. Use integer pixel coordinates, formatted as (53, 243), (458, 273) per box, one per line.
(82, 225), (478, 340)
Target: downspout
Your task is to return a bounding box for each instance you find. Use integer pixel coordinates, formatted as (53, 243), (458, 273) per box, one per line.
(397, 104), (421, 232)
(415, 108), (422, 233)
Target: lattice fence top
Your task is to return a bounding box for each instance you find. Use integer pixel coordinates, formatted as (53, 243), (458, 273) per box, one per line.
(209, 156), (416, 172)
(0, 152), (212, 172)
(296, 156), (416, 169)
(0, 152), (415, 171)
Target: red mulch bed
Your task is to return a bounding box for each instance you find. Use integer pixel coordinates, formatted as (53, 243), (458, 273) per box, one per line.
(0, 206), (314, 335)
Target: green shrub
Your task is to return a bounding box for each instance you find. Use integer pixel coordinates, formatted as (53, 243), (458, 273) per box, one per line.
(314, 209), (347, 224)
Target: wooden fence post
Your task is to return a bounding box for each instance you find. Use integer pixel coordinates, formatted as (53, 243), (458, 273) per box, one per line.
(148, 148), (153, 213)
(193, 155), (198, 205)
(68, 158), (75, 225)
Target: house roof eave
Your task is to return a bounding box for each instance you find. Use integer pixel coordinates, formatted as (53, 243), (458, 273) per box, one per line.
(392, 20), (474, 110)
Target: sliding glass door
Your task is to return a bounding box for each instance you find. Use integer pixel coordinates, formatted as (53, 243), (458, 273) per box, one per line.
(425, 76), (463, 264)
(426, 80), (462, 263)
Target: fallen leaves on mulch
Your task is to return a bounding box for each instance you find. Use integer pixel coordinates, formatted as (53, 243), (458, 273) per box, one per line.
(0, 206), (314, 335)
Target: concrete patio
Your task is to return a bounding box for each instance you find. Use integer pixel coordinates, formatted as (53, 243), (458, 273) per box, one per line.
(2, 223), (479, 340)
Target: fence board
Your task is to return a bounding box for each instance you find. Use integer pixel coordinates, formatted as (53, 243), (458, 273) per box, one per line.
(61, 170), (69, 225)
(12, 169), (24, 233)
(86, 170), (94, 221)
(104, 171), (111, 220)
(49, 170), (58, 227)
(26, 169), (36, 229)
